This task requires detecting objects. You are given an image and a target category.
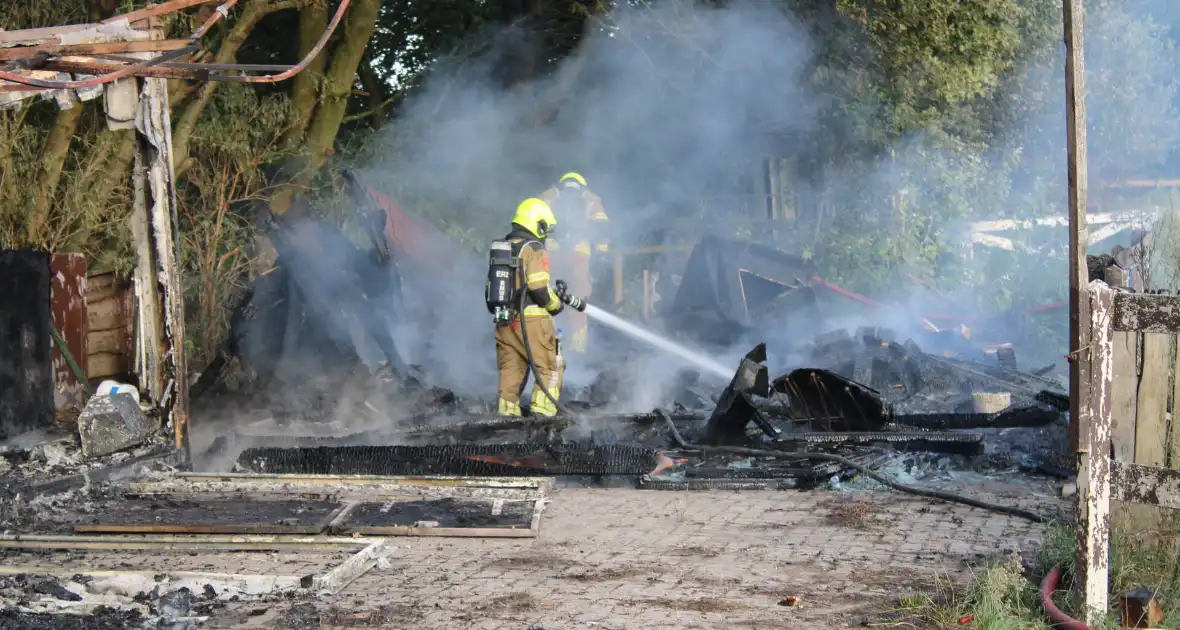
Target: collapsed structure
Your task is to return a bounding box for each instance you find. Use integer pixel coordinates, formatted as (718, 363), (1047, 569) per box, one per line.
(0, 5), (1086, 627)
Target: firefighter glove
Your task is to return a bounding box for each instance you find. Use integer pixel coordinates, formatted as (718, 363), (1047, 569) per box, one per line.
(555, 280), (588, 313)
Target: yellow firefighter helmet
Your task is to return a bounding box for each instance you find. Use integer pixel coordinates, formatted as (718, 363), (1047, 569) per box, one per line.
(559, 172), (587, 187)
(512, 197), (557, 239)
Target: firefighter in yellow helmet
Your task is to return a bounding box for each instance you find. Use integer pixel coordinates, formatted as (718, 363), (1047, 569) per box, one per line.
(539, 172), (609, 354)
(485, 198), (587, 416)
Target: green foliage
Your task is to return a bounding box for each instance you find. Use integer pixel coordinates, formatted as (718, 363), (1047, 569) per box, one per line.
(896, 522), (1180, 630)
(177, 86), (293, 365)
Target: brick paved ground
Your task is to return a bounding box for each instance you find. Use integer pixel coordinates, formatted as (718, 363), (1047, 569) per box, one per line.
(1, 479), (1067, 629)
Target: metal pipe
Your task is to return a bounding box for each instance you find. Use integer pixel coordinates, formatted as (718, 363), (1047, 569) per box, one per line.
(0, 45), (196, 89)
(189, 0), (239, 40)
(209, 0), (350, 84)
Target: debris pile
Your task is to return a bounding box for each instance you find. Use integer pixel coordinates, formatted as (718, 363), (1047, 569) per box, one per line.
(0, 570), (281, 630)
(207, 321), (1069, 494)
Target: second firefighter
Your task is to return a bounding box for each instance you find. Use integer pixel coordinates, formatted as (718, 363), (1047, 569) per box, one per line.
(485, 197), (587, 417)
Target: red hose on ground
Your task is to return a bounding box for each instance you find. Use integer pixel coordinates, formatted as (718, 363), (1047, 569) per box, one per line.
(1040, 566), (1093, 630)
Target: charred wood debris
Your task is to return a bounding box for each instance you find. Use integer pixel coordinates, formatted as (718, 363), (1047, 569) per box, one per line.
(0, 211), (1073, 505)
(208, 326), (1069, 527)
(209, 300), (1070, 494)
(172, 213), (1073, 494)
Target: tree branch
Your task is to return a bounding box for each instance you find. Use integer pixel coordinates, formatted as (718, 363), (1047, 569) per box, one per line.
(343, 93), (400, 122)
(173, 0), (300, 177)
(279, 1), (330, 149)
(269, 0), (381, 215)
(26, 102), (85, 245)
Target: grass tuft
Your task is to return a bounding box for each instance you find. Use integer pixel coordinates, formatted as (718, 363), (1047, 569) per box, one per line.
(893, 519), (1180, 629)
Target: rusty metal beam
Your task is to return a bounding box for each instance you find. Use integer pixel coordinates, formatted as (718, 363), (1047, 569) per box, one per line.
(1110, 460), (1180, 510)
(1111, 292), (1180, 333)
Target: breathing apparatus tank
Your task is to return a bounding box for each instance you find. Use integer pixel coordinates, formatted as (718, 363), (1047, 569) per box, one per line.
(485, 239), (516, 325)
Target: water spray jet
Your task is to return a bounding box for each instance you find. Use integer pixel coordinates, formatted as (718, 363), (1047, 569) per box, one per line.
(582, 304), (732, 381)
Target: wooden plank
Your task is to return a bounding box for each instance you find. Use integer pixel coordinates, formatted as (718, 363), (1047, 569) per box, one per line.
(44, 58), (207, 80)
(344, 526), (536, 538)
(0, 24), (98, 46)
(1111, 292), (1180, 333)
(86, 351), (126, 379)
(1110, 460), (1180, 511)
(613, 250), (624, 306)
(102, 0), (219, 25)
(0, 39), (191, 60)
(1135, 333), (1170, 467)
(85, 272), (120, 302)
(0, 533), (376, 552)
(88, 328), (125, 355)
(1109, 323), (1140, 533)
(140, 76), (190, 460)
(1080, 280), (1113, 626)
(1109, 331), (1138, 461)
(310, 540), (391, 595)
(176, 473), (552, 489)
(87, 295), (126, 332)
(1125, 332), (1174, 530)
(1173, 347), (1180, 469)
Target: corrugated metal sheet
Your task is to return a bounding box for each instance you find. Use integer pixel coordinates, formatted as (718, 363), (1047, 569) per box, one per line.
(49, 253), (87, 391)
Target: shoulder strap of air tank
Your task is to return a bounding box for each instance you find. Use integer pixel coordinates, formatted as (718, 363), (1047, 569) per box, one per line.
(518, 238), (543, 255)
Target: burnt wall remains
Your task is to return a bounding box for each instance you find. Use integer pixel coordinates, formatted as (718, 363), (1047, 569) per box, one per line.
(0, 249), (53, 438)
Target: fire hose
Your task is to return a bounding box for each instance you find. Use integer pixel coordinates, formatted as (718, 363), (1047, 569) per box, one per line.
(660, 415), (1050, 523)
(1040, 566), (1092, 630)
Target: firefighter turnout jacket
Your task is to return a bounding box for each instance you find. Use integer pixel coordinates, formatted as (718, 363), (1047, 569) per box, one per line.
(540, 184), (608, 353)
(494, 231), (565, 417)
(540, 185), (610, 256)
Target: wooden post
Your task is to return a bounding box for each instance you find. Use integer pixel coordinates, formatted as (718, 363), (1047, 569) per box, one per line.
(1081, 280), (1114, 624)
(1064, 0), (1097, 622)
(613, 250), (624, 306)
(130, 74), (190, 465)
(646, 270), (656, 320)
(1106, 268), (1138, 530)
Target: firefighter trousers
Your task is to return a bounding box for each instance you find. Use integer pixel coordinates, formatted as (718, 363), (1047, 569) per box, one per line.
(494, 313), (564, 416)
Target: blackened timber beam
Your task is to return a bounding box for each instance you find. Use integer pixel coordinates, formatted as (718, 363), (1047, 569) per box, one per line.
(130, 76), (190, 462)
(1110, 291), (1180, 333)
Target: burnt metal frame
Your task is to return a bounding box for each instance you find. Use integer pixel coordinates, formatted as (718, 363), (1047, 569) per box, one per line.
(1079, 280), (1180, 621)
